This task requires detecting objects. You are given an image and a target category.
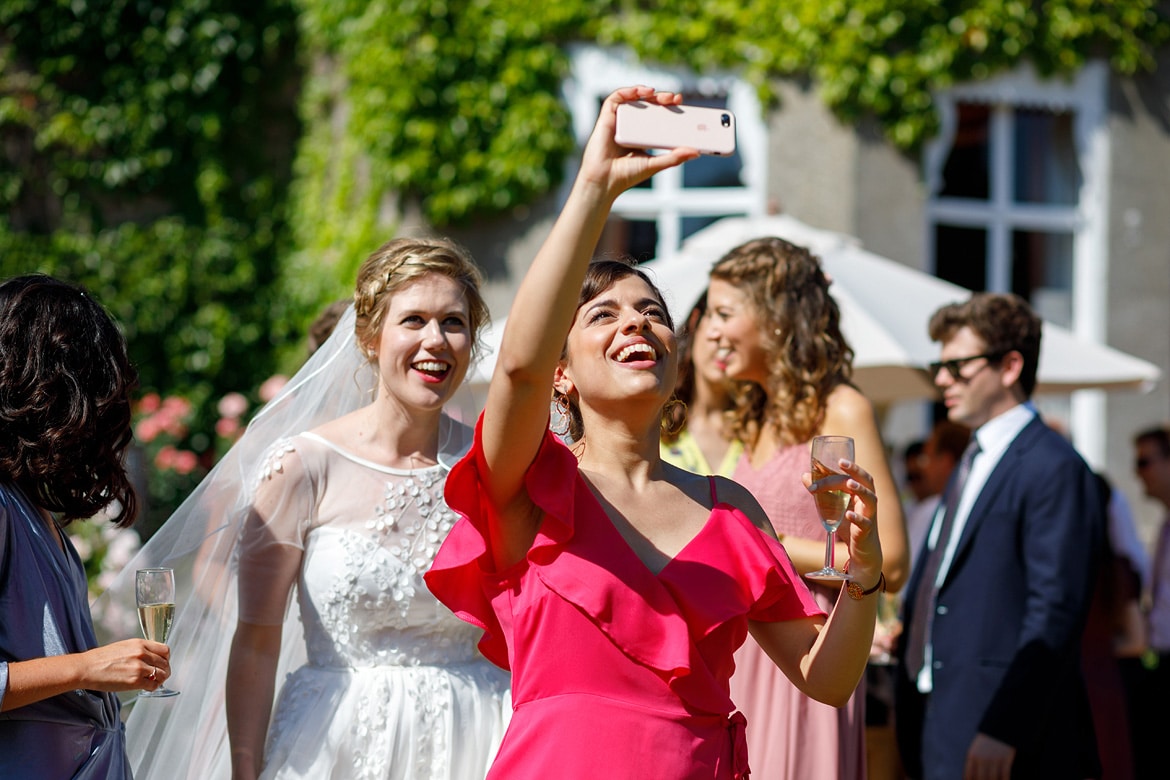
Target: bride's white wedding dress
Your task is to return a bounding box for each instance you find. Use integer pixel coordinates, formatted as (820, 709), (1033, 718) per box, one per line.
(108, 309), (507, 780)
(244, 431), (510, 780)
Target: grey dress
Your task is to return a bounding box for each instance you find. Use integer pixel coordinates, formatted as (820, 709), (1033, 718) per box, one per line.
(0, 481), (132, 779)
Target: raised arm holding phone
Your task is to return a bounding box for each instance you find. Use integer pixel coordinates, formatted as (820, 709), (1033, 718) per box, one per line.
(425, 86), (884, 779)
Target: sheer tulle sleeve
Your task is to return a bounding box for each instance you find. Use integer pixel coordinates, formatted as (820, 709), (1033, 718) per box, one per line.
(237, 438), (317, 626)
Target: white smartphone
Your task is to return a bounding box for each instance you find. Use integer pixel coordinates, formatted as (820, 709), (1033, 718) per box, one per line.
(614, 101), (737, 156)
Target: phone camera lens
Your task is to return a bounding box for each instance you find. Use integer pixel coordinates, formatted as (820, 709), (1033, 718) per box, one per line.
(721, 113), (731, 128)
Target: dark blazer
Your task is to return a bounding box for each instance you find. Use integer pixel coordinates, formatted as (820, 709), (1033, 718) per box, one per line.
(895, 416), (1104, 780)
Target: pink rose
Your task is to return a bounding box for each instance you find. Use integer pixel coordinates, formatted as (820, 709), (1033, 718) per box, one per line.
(172, 449), (199, 475)
(135, 417), (163, 443)
(259, 375), (289, 403)
(217, 392), (249, 420)
(216, 417), (241, 439)
(137, 393), (162, 414)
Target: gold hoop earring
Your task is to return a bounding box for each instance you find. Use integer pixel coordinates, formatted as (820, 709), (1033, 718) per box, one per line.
(660, 398), (688, 437)
(551, 393), (571, 437)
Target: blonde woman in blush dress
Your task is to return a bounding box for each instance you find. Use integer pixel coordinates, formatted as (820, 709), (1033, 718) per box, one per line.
(704, 237), (909, 779)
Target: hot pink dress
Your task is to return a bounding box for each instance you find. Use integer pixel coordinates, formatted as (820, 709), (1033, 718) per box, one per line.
(730, 443), (867, 779)
(426, 421), (824, 779)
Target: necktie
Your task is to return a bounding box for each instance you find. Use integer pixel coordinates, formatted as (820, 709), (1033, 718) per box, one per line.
(904, 438), (981, 680)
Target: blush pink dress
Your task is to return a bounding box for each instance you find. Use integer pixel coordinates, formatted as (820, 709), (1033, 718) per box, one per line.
(730, 443), (867, 780)
(426, 420), (824, 779)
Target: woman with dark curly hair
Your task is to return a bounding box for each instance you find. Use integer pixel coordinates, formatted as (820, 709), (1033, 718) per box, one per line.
(704, 237), (909, 779)
(0, 274), (170, 778)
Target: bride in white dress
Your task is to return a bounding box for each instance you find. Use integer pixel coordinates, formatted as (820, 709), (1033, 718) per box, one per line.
(100, 238), (510, 779)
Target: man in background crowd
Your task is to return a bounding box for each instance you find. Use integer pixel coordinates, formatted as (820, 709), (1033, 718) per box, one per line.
(896, 292), (1103, 779)
(1130, 424), (1170, 778)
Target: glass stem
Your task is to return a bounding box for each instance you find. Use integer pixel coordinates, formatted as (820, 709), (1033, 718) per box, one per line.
(826, 530), (835, 570)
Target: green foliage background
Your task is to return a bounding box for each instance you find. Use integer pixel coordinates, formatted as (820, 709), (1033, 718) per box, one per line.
(0, 0), (303, 402)
(1, 0), (1165, 530)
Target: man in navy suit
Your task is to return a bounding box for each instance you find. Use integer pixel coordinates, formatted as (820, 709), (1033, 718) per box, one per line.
(895, 293), (1104, 779)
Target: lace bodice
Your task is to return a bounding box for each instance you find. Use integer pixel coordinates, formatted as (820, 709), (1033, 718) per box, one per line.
(250, 433), (484, 668)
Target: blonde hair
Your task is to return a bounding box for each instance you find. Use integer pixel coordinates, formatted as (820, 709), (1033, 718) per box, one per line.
(353, 237), (489, 361)
(709, 237), (853, 448)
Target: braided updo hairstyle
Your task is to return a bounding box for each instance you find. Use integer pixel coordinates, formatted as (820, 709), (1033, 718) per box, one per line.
(0, 275), (139, 526)
(353, 237), (490, 361)
(709, 237), (854, 449)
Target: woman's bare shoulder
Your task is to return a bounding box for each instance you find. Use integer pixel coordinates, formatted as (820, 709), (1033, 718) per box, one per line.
(710, 475), (777, 539)
(822, 382), (877, 432)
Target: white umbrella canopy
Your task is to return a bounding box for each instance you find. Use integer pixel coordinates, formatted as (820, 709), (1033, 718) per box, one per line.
(467, 214), (1160, 405)
(644, 214), (1161, 403)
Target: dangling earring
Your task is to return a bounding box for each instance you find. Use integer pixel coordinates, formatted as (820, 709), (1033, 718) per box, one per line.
(660, 397), (688, 437)
(551, 392), (571, 437)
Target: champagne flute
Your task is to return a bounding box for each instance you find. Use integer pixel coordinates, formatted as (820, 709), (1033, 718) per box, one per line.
(135, 567), (179, 698)
(805, 435), (855, 582)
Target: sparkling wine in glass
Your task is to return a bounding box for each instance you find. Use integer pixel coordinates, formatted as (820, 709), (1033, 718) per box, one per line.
(136, 567), (179, 698)
(805, 435), (855, 582)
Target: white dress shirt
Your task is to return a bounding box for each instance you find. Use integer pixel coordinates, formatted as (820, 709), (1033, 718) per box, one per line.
(917, 402), (1036, 693)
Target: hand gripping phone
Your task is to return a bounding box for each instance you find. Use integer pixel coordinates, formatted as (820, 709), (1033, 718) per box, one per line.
(615, 101), (737, 156)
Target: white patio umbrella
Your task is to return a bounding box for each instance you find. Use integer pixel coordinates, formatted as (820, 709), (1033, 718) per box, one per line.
(467, 214), (1160, 405)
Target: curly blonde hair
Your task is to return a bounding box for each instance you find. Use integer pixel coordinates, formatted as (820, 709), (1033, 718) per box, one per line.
(353, 237), (490, 360)
(709, 237), (853, 449)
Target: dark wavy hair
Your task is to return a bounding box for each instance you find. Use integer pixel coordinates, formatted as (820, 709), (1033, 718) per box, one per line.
(556, 259), (676, 443)
(0, 275), (139, 526)
(709, 237), (854, 449)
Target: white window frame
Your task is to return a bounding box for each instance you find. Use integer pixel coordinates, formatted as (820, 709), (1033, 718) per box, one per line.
(923, 61), (1110, 465)
(565, 44), (768, 263)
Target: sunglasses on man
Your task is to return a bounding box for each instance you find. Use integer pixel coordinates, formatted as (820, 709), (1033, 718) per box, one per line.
(926, 352), (1007, 383)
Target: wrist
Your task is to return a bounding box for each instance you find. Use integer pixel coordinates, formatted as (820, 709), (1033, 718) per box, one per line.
(842, 560), (885, 600)
(570, 172), (619, 207)
(65, 650), (89, 691)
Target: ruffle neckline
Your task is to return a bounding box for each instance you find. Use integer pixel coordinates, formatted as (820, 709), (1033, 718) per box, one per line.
(426, 417), (821, 684)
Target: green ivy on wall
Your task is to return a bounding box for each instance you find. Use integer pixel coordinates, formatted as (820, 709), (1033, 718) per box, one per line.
(598, 0), (1169, 147)
(288, 0), (594, 280)
(289, 0), (1167, 243)
(0, 0), (304, 401)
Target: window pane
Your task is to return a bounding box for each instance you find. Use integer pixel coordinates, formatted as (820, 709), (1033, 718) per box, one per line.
(1012, 230), (1074, 326)
(940, 103), (990, 199)
(599, 217), (658, 263)
(682, 152), (744, 188)
(934, 225), (987, 291)
(1014, 110), (1081, 205)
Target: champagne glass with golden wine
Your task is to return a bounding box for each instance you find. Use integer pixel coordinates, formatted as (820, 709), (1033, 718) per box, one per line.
(135, 567), (179, 698)
(805, 435), (855, 582)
